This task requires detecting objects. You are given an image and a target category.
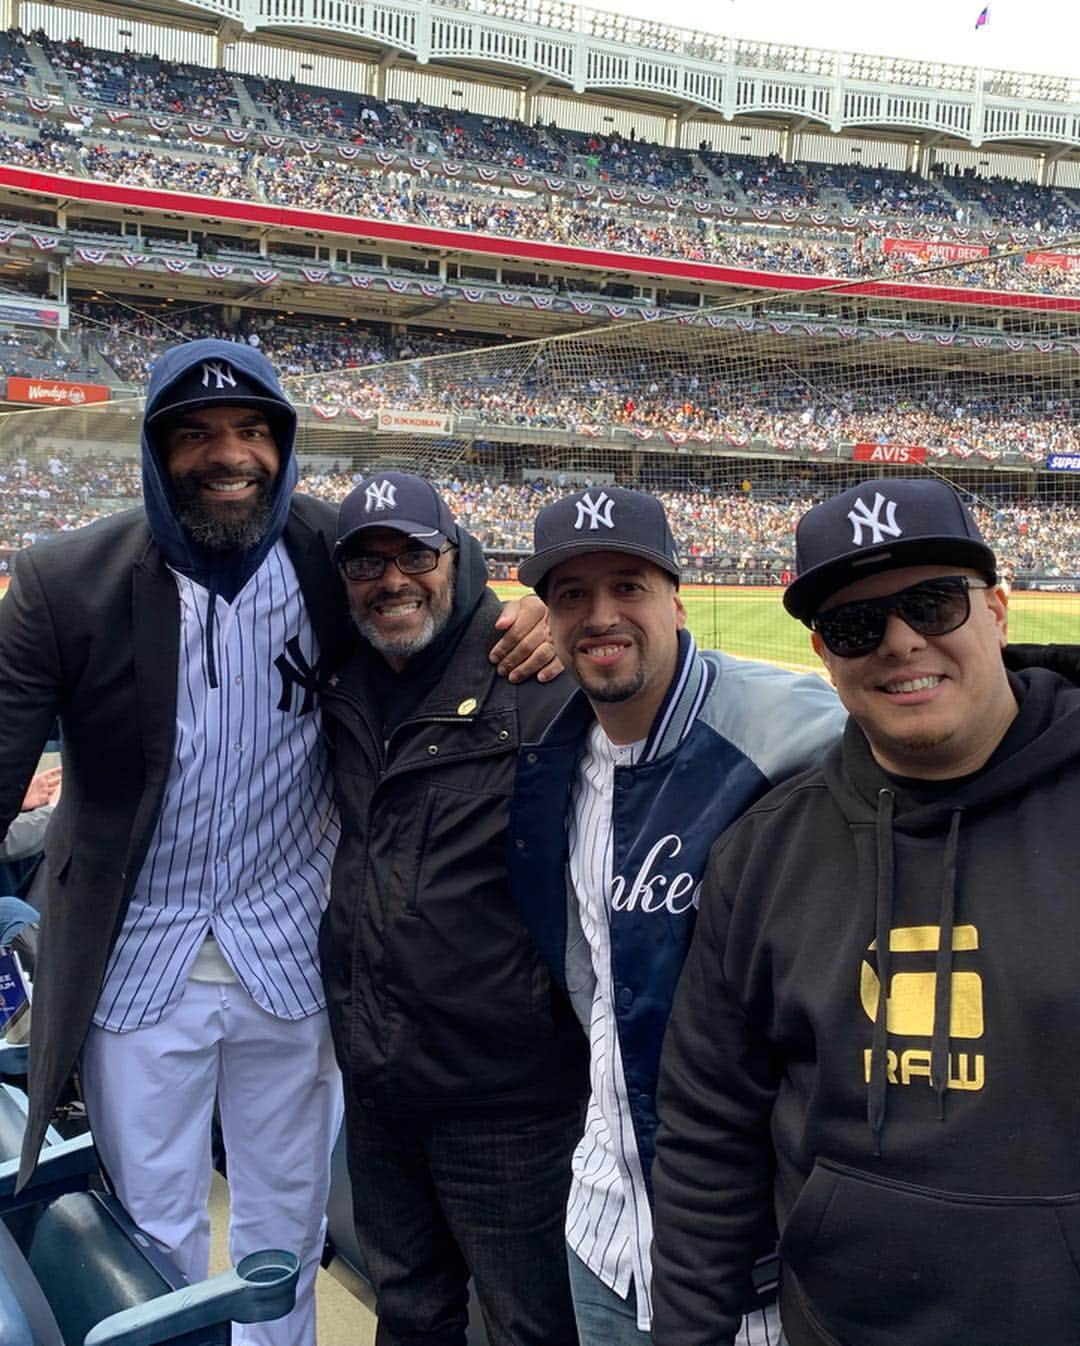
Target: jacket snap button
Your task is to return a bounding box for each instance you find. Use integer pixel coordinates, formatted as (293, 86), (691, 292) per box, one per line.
(427, 744), (439, 755)
(526, 752), (537, 764)
(498, 729), (509, 740)
(617, 987), (634, 1008)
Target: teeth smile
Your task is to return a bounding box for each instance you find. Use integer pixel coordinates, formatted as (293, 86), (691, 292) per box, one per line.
(584, 644), (623, 657)
(378, 602), (421, 616)
(205, 480), (253, 492)
(886, 676), (942, 694)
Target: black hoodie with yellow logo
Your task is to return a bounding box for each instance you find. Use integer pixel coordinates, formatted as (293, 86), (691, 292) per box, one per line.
(651, 666), (1080, 1346)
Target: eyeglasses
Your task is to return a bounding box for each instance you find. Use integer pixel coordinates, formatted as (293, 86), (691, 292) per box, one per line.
(812, 576), (990, 658)
(339, 543), (453, 582)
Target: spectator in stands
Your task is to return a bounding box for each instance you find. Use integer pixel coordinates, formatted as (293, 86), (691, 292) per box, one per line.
(0, 765), (60, 897)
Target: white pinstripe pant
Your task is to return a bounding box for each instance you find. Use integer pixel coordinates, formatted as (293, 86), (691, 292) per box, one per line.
(82, 976), (343, 1346)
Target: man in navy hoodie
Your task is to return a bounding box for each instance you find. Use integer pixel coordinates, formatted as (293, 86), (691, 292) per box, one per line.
(0, 339), (550, 1345)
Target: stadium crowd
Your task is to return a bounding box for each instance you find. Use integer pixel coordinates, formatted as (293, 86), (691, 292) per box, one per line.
(0, 29), (1073, 301)
(54, 139), (1079, 297)
(22, 30), (1079, 241)
(5, 305), (1077, 467)
(1, 450), (1077, 577)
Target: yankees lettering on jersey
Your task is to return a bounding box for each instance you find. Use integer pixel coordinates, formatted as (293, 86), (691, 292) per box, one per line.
(610, 833), (700, 915)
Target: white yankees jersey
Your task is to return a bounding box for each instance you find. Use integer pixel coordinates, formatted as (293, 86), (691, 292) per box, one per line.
(94, 540), (339, 1032)
(565, 721), (655, 1330)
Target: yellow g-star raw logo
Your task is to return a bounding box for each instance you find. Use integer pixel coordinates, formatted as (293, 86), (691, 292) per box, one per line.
(860, 924), (985, 1091)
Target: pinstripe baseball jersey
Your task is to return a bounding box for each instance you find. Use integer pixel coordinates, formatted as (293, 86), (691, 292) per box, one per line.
(93, 540), (339, 1031)
(566, 721), (655, 1328)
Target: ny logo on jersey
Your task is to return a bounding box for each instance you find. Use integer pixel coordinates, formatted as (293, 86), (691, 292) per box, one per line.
(574, 491), (615, 531)
(275, 636), (321, 715)
(199, 360), (238, 391)
(365, 479), (397, 512)
(848, 492), (902, 547)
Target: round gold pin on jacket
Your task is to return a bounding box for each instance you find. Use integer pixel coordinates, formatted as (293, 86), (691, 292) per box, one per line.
(457, 698), (478, 716)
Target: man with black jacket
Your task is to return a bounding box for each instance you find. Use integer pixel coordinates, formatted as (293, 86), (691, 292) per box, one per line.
(652, 478), (1080, 1346)
(320, 472), (585, 1346)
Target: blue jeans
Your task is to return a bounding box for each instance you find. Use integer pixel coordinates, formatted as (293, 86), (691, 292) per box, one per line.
(566, 1244), (785, 1346)
(566, 1245), (649, 1346)
(344, 1100), (582, 1346)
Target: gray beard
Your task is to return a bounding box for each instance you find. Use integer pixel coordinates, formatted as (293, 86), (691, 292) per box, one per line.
(173, 476), (274, 552)
(354, 570), (456, 662)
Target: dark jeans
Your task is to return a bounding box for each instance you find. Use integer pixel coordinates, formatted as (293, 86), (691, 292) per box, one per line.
(344, 1097), (582, 1346)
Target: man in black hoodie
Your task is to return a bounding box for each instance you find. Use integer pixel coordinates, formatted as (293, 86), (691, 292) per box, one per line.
(652, 477), (1080, 1346)
(321, 473), (586, 1346)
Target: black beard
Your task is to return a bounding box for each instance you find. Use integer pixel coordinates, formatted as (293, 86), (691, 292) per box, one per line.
(172, 472), (275, 552)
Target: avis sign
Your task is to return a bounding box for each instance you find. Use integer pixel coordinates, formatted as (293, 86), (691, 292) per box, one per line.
(853, 443), (928, 465)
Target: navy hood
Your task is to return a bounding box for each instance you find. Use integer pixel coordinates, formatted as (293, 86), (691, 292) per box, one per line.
(141, 338), (298, 602)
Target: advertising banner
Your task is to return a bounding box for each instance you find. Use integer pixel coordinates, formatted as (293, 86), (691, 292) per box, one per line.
(5, 377), (109, 406)
(853, 443), (929, 465)
(883, 238), (989, 262)
(375, 409), (453, 435)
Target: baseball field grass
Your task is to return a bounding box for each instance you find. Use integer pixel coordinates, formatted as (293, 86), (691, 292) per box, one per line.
(492, 582), (1080, 674)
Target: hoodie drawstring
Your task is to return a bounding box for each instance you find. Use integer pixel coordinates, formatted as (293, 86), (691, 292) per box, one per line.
(868, 788), (895, 1156)
(205, 590), (219, 689)
(930, 809), (964, 1120)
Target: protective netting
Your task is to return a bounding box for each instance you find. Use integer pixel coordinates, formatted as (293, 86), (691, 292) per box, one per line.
(3, 242), (1080, 670)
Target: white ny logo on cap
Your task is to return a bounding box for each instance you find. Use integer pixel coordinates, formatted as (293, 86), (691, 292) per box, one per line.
(848, 492), (902, 547)
(574, 491), (615, 531)
(365, 479), (397, 512)
(199, 360), (237, 390)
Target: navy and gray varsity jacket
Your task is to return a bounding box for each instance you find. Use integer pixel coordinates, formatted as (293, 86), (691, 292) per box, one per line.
(508, 630), (845, 1192)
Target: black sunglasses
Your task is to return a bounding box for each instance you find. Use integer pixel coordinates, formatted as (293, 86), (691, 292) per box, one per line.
(339, 543), (453, 582)
(812, 576), (990, 658)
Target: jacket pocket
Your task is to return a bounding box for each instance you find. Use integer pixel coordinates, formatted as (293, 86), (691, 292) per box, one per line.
(779, 1157), (1080, 1346)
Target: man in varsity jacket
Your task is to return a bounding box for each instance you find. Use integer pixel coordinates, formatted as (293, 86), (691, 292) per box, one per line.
(0, 339), (550, 1346)
(507, 487), (846, 1345)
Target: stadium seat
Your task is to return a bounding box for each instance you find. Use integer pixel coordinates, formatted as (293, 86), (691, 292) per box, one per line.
(0, 1084), (299, 1346)
(0, 1192), (299, 1346)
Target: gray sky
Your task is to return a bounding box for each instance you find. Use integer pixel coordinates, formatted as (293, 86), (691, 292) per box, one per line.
(611, 0), (1077, 80)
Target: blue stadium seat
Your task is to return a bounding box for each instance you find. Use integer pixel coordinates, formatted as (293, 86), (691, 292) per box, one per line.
(0, 1084), (299, 1346)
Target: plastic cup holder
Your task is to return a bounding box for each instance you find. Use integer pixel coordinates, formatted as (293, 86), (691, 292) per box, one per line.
(236, 1250), (300, 1286)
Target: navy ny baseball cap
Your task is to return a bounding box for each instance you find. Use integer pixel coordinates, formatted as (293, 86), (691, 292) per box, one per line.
(335, 471), (459, 560)
(146, 356), (291, 434)
(784, 477), (997, 623)
(520, 486), (680, 598)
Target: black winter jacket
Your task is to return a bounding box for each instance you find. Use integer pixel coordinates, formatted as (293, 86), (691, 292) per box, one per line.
(320, 587), (586, 1112)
